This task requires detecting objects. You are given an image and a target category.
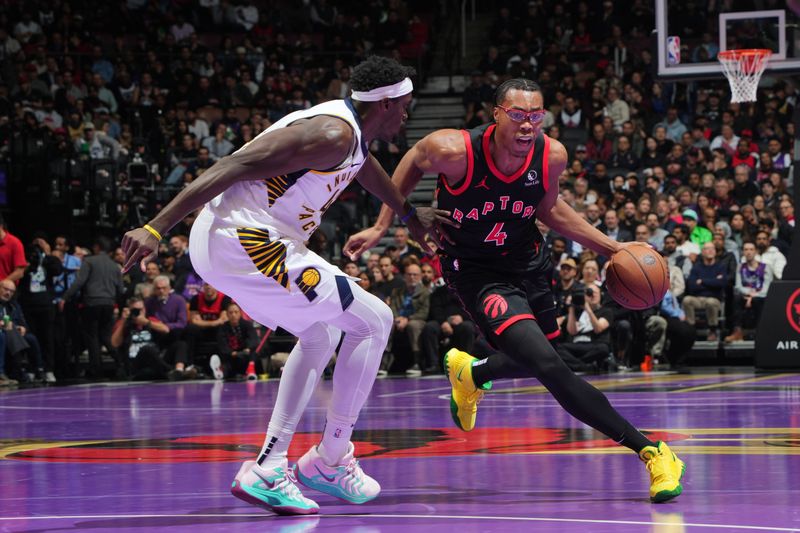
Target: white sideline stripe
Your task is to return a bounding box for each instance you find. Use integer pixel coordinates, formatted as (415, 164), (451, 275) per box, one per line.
(377, 386), (453, 398)
(0, 400), (789, 411)
(0, 513), (797, 531)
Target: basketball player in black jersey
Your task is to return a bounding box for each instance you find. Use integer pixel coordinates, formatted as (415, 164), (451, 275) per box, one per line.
(345, 79), (685, 503)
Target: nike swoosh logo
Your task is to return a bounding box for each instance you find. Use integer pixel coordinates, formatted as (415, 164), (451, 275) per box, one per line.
(456, 366), (464, 382)
(254, 477), (279, 490)
(315, 465), (337, 483)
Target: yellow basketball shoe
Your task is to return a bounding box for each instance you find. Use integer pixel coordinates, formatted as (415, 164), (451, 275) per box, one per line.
(639, 441), (686, 503)
(444, 348), (491, 432)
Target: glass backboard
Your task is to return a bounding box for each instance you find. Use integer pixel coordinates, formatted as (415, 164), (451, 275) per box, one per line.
(656, 1), (800, 80)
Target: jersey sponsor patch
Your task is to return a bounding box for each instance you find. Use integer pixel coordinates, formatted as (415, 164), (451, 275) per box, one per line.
(295, 267), (321, 302)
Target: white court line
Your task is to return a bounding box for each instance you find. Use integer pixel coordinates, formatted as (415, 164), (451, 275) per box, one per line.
(377, 385), (453, 398)
(2, 487), (796, 502)
(0, 401), (788, 412)
(0, 513), (797, 531)
(2, 393), (782, 410)
(0, 381), (791, 405)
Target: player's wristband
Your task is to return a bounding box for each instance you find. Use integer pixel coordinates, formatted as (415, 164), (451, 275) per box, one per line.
(143, 224), (162, 241)
(400, 204), (416, 224)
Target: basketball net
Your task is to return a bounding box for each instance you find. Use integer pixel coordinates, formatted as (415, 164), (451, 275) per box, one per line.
(718, 49), (772, 103)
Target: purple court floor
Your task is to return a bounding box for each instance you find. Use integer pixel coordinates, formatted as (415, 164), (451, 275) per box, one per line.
(2, 370), (800, 532)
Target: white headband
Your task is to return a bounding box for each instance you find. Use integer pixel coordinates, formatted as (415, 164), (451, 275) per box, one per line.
(351, 77), (413, 102)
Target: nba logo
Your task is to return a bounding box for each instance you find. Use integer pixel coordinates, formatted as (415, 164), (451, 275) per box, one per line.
(666, 36), (680, 65)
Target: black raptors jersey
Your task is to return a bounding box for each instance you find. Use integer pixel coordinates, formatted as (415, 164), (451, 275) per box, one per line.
(436, 123), (551, 270)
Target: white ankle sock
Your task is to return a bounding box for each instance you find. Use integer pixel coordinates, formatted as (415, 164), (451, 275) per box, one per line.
(318, 411), (357, 465)
(256, 426), (292, 471)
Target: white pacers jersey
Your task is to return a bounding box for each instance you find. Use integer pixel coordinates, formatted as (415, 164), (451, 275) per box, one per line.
(189, 98), (372, 334)
(205, 98), (368, 241)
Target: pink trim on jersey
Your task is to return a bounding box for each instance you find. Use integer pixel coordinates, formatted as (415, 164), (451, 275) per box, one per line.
(440, 130), (474, 196)
(542, 134), (551, 192)
(482, 124), (536, 184)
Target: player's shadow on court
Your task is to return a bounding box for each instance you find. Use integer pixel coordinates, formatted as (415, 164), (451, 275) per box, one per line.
(319, 487), (652, 506)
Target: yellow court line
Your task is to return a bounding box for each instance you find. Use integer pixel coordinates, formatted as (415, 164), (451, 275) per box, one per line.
(668, 373), (794, 393)
(0, 439), (125, 460)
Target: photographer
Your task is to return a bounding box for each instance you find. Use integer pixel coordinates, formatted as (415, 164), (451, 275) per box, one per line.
(556, 285), (615, 371)
(18, 237), (62, 382)
(111, 296), (171, 380)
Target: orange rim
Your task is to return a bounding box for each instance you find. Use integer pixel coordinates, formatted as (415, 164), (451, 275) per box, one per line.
(718, 48), (772, 60)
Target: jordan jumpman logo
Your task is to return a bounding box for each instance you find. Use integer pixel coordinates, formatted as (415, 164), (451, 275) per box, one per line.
(475, 175), (490, 190)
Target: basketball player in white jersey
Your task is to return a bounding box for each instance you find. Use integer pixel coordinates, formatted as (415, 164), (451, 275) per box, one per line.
(121, 56), (455, 515)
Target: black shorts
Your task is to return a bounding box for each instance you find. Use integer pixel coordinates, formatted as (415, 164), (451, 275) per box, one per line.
(440, 254), (560, 348)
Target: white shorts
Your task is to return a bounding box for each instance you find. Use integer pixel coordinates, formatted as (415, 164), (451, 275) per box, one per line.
(189, 208), (360, 335)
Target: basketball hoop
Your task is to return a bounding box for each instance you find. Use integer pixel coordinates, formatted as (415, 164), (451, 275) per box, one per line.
(717, 49), (772, 103)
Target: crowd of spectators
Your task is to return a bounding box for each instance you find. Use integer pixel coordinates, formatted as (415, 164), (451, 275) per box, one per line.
(0, 2), (796, 385)
(2, 0), (432, 248)
(0, 0), (437, 384)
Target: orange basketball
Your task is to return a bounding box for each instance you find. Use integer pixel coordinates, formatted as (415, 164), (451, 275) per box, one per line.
(604, 246), (670, 310)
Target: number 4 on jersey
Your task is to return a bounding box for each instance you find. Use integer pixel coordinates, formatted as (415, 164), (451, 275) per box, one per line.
(484, 222), (507, 246)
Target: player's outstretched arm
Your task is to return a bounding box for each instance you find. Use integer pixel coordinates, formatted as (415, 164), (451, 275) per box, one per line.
(355, 153), (456, 256)
(344, 130), (465, 260)
(121, 117), (353, 272)
(536, 138), (645, 258)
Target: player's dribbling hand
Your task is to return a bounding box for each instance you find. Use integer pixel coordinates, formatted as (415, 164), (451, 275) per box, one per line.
(413, 207), (459, 231)
(344, 226), (384, 261)
(406, 207), (459, 255)
(121, 227), (160, 273)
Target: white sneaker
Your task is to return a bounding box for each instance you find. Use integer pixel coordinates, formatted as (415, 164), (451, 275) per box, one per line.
(231, 459), (319, 515)
(44, 372), (57, 383)
(295, 442), (380, 504)
(405, 364), (422, 377)
(209, 354), (224, 380)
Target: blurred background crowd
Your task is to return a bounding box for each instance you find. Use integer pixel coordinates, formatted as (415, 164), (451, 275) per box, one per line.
(0, 0), (794, 385)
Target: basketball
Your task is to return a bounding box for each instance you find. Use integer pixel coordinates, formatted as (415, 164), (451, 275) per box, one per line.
(605, 246), (670, 310)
